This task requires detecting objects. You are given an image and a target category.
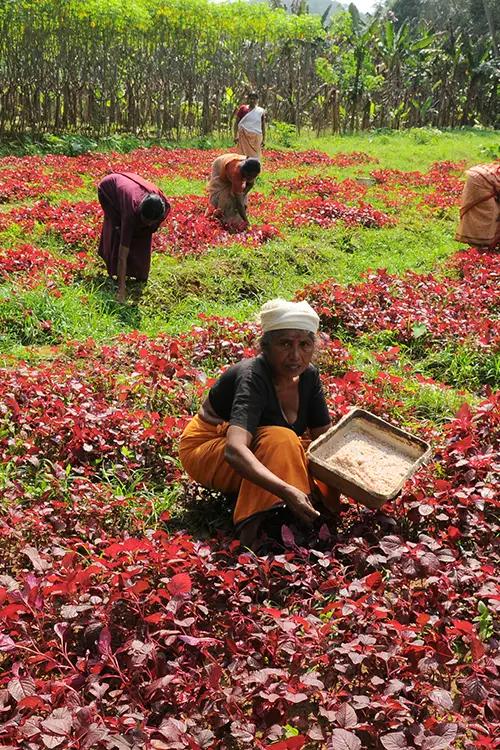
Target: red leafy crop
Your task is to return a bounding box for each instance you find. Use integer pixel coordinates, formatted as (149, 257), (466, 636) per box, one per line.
(251, 193), (391, 229)
(0, 147), (361, 208)
(370, 161), (466, 213)
(0, 243), (87, 287)
(3, 193), (388, 264)
(156, 195), (280, 256)
(264, 149), (376, 170)
(0, 147), (389, 262)
(0, 147), (499, 748)
(9, 199), (102, 250)
(0, 335), (498, 747)
(289, 198), (392, 228)
(298, 248), (500, 351)
(274, 176), (368, 202)
(0, 155), (84, 201)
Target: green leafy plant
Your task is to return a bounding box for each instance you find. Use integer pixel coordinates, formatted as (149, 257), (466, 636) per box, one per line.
(474, 601), (494, 641)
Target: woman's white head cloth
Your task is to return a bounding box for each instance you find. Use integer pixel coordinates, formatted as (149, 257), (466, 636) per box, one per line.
(259, 298), (319, 334)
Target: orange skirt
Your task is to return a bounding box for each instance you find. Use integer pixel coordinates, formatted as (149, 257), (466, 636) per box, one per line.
(179, 415), (336, 525)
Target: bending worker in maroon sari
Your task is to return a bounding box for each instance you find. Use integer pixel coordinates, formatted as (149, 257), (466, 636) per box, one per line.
(97, 172), (170, 302)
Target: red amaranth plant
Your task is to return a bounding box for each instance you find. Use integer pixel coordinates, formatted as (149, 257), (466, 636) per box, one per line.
(0, 155), (84, 201)
(297, 248), (500, 351)
(0, 385), (497, 747)
(0, 148), (499, 749)
(0, 147), (362, 206)
(370, 161), (466, 212)
(0, 243), (87, 287)
(273, 176), (368, 202)
(3, 191), (388, 261)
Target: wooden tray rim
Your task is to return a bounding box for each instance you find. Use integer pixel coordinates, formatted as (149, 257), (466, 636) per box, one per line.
(307, 407), (432, 502)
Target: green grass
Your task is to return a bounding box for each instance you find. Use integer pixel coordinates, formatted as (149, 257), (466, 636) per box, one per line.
(294, 127), (499, 171)
(132, 213), (457, 335)
(0, 281), (136, 354)
(414, 345), (500, 392)
(348, 338), (478, 422)
(156, 175), (206, 196)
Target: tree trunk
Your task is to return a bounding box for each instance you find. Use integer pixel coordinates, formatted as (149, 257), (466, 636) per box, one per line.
(482, 0), (499, 57)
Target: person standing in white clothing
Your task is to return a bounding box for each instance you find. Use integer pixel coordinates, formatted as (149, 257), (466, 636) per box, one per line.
(233, 92), (266, 160)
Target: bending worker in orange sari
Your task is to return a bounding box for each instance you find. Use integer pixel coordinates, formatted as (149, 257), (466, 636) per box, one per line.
(455, 162), (500, 250)
(179, 299), (340, 548)
(206, 153), (260, 231)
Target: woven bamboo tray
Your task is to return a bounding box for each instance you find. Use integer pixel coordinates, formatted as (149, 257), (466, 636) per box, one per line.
(308, 408), (431, 509)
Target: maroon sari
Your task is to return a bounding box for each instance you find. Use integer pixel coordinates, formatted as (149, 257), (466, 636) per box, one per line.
(97, 172), (169, 281)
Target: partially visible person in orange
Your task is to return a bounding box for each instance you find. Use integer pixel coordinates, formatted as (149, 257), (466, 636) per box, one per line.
(455, 162), (500, 250)
(179, 299), (340, 549)
(206, 153), (261, 231)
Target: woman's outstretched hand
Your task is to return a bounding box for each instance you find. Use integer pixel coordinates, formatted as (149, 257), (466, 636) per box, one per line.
(283, 487), (320, 526)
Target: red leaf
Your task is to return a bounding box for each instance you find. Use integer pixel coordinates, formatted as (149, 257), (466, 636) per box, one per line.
(41, 711), (72, 737)
(144, 613), (163, 624)
(429, 689), (453, 711)
(328, 728), (361, 750)
(81, 726), (109, 750)
(0, 603), (29, 619)
(336, 703), (357, 729)
(179, 635), (219, 647)
(380, 733), (409, 750)
(7, 677), (36, 701)
(379, 536), (404, 558)
(455, 403), (472, 422)
(463, 675), (488, 702)
(470, 634), (485, 661)
(41, 735), (66, 748)
(446, 526), (461, 541)
(167, 573), (192, 597)
(103, 538), (148, 557)
(417, 613), (430, 626)
(422, 724), (457, 750)
(281, 524), (296, 547)
(208, 663), (223, 689)
(451, 619), (474, 635)
(22, 545), (50, 572)
(0, 634), (16, 651)
(18, 697), (44, 714)
(98, 626), (112, 655)
(364, 572), (382, 589)
(284, 691), (308, 703)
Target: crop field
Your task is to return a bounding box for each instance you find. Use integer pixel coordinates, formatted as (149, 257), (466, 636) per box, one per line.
(0, 130), (498, 749)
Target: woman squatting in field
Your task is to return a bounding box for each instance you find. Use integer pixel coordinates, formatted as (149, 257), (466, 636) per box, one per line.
(179, 299), (341, 550)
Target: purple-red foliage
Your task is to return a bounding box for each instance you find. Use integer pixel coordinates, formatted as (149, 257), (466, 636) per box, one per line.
(298, 249), (500, 350)
(0, 149), (498, 749)
(0, 318), (498, 748)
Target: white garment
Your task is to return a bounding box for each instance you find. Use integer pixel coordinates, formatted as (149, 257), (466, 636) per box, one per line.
(259, 299), (319, 334)
(238, 106), (265, 134)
